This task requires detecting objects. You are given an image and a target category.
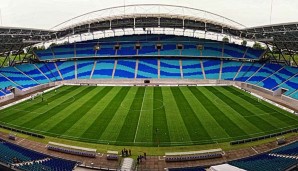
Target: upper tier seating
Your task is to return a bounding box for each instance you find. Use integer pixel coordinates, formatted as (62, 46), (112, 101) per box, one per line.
(160, 59), (181, 78)
(56, 61), (75, 80)
(52, 44), (75, 59)
(75, 42), (97, 58)
(137, 58), (158, 78)
(35, 48), (54, 60)
(245, 48), (265, 59)
(114, 59), (136, 79)
(0, 67), (38, 89)
(223, 44), (246, 58)
(16, 64), (50, 84)
(35, 35), (265, 60)
(182, 59), (204, 79)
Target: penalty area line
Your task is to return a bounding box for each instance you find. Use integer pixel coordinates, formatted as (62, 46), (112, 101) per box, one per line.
(134, 88), (146, 143)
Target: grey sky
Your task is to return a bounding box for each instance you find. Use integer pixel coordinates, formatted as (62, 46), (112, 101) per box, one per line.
(0, 0), (297, 29)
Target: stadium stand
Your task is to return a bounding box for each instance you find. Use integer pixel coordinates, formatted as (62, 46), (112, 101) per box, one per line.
(15, 64), (50, 84)
(137, 58), (158, 78)
(160, 58), (181, 79)
(114, 59), (136, 79)
(92, 59), (115, 79)
(223, 43), (246, 58)
(159, 43), (180, 56)
(201, 42), (222, 57)
(245, 48), (265, 59)
(290, 91), (298, 99)
(229, 153), (297, 171)
(258, 66), (298, 90)
(0, 67), (38, 89)
(76, 59), (94, 79)
(246, 63), (283, 84)
(235, 63), (262, 82)
(52, 44), (75, 59)
(2, 56), (298, 102)
(221, 60), (242, 80)
(35, 48), (54, 60)
(116, 43), (137, 56)
(202, 59), (221, 80)
(0, 73), (19, 90)
(34, 35), (265, 60)
(34, 63), (60, 81)
(229, 141), (298, 171)
(276, 75), (298, 96)
(182, 59), (204, 79)
(138, 43), (158, 55)
(56, 61), (75, 80)
(0, 139), (77, 171)
(75, 42), (97, 58)
(95, 43), (117, 56)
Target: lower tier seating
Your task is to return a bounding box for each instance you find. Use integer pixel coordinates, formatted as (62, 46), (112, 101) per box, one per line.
(0, 58), (298, 101)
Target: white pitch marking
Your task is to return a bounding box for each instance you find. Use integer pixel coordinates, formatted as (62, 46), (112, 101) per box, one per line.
(134, 88), (146, 143)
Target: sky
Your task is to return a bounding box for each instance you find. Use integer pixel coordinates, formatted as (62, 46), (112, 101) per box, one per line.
(0, 0), (297, 30)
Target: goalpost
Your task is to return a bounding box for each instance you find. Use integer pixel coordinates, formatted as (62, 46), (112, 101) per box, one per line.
(31, 92), (44, 100)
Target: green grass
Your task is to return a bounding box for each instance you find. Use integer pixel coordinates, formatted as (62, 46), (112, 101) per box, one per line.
(0, 85), (298, 147)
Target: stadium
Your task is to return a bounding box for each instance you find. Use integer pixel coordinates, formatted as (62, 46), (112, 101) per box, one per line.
(0, 2), (298, 171)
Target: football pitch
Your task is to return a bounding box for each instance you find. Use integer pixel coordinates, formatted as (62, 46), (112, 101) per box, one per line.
(0, 85), (298, 147)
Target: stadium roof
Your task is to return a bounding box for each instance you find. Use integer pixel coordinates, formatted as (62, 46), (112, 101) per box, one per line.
(0, 26), (54, 55)
(242, 22), (298, 52)
(0, 4), (297, 64)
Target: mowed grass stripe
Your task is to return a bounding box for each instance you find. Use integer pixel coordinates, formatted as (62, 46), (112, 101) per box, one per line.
(217, 87), (293, 129)
(206, 86), (277, 132)
(181, 87), (230, 140)
(170, 87), (211, 142)
(0, 86), (80, 122)
(225, 86), (298, 125)
(20, 86), (93, 129)
(99, 87), (138, 143)
(47, 86), (113, 135)
(65, 87), (122, 140)
(153, 87), (170, 146)
(162, 87), (192, 145)
(133, 87), (154, 144)
(82, 87), (131, 141)
(0, 86), (72, 115)
(189, 87), (248, 139)
(116, 87), (146, 145)
(200, 87), (261, 137)
(33, 87), (105, 132)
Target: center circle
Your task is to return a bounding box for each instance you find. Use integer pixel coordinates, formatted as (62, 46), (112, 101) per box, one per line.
(120, 98), (164, 111)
